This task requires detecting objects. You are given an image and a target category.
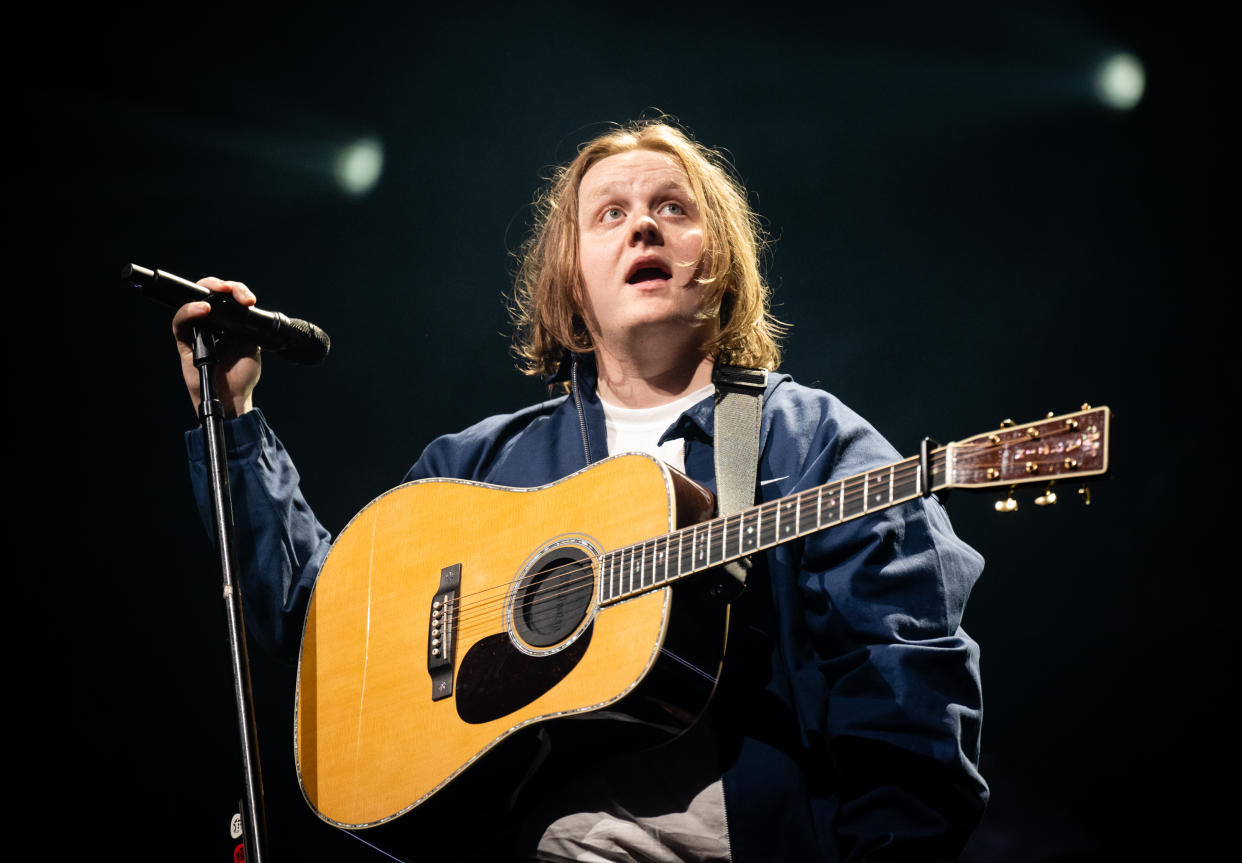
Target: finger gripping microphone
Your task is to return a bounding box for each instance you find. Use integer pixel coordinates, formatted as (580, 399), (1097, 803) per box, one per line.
(124, 263), (331, 364)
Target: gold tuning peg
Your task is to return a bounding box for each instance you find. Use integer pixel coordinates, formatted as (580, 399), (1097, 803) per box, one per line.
(1035, 483), (1058, 506)
(994, 486), (1018, 513)
(999, 418), (1016, 428)
(1079, 484), (1092, 505)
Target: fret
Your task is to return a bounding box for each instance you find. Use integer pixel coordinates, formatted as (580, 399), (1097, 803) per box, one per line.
(715, 516), (727, 562)
(896, 458), (920, 500)
(758, 501), (778, 547)
(778, 499), (797, 542)
(815, 487), (822, 529)
(723, 513), (741, 562)
(637, 543), (645, 587)
(680, 528), (689, 576)
(821, 485), (839, 526)
(841, 478), (865, 520)
(678, 526), (693, 576)
(797, 490), (816, 535)
(868, 467), (892, 510)
(741, 508), (759, 554)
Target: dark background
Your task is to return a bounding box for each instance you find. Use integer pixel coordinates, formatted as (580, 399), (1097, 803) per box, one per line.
(16, 3), (1229, 859)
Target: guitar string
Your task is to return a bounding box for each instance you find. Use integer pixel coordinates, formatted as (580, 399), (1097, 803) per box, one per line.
(450, 457), (928, 623)
(449, 420), (1086, 628)
(453, 458), (954, 641)
(448, 447), (966, 621)
(464, 435), (1095, 637)
(454, 423), (1092, 634)
(451, 457), (934, 634)
(450, 458), (935, 637)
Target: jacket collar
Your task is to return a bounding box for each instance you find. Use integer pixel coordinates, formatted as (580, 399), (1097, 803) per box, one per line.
(554, 350), (787, 462)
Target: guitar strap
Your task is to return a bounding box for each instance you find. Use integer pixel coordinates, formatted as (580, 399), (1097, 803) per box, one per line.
(712, 364), (768, 585)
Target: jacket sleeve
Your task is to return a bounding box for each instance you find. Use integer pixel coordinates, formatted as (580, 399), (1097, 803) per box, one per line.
(766, 392), (988, 861)
(185, 406), (534, 658)
(187, 410), (332, 659)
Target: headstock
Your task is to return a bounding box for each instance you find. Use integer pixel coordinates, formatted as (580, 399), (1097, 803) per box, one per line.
(946, 405), (1111, 508)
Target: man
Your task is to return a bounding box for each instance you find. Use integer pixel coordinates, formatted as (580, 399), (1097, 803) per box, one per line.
(177, 120), (987, 861)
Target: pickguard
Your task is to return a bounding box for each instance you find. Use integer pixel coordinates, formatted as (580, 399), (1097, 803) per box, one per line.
(455, 624), (594, 724)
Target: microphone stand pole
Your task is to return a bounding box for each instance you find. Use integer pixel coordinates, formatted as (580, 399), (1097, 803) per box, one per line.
(193, 323), (269, 863)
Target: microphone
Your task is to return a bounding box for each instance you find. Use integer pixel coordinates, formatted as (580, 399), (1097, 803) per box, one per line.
(124, 263), (331, 365)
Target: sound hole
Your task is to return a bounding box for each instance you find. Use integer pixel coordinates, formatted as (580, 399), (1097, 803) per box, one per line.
(513, 546), (594, 648)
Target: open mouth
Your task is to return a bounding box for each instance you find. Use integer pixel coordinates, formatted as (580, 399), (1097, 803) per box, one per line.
(626, 264), (672, 284)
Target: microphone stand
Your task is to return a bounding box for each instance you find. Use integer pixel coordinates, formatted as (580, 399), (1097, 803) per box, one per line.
(193, 323), (269, 863)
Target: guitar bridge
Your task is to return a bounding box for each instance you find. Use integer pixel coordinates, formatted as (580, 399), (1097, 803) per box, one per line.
(428, 563), (460, 701)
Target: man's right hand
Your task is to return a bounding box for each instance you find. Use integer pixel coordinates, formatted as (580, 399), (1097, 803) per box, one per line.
(173, 277), (262, 419)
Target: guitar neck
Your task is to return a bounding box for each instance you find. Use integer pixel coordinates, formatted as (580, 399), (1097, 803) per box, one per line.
(598, 404), (1110, 605)
(599, 450), (947, 604)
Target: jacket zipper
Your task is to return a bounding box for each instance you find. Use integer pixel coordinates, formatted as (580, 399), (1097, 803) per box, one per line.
(571, 357), (592, 467)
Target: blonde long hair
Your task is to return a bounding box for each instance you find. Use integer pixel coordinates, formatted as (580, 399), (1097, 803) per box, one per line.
(511, 119), (785, 378)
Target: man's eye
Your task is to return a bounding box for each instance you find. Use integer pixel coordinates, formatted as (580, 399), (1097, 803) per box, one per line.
(603, 207), (623, 221)
(661, 202), (684, 216)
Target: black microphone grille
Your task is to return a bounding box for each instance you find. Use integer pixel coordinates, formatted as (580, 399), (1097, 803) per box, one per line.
(281, 317), (332, 365)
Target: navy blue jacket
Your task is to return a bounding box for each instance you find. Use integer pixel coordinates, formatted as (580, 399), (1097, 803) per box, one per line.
(188, 357), (987, 862)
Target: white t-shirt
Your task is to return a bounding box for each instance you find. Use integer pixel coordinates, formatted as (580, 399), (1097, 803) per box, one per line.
(600, 384), (715, 474)
(529, 384), (731, 862)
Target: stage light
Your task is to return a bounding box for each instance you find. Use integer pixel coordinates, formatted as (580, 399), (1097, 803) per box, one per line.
(1095, 52), (1145, 110)
(334, 137), (384, 196)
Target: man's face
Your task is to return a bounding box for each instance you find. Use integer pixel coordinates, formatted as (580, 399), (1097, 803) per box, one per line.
(575, 149), (706, 352)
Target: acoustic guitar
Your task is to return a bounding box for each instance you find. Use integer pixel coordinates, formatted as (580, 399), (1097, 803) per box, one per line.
(294, 406), (1110, 833)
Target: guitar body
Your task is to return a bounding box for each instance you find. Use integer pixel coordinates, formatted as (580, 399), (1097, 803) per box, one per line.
(295, 454), (721, 832)
(291, 404), (1113, 850)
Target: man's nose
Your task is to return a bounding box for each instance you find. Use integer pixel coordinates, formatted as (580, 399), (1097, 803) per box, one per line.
(630, 214), (663, 246)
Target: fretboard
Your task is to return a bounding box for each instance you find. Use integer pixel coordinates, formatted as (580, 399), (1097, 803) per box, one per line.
(599, 449), (948, 604)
